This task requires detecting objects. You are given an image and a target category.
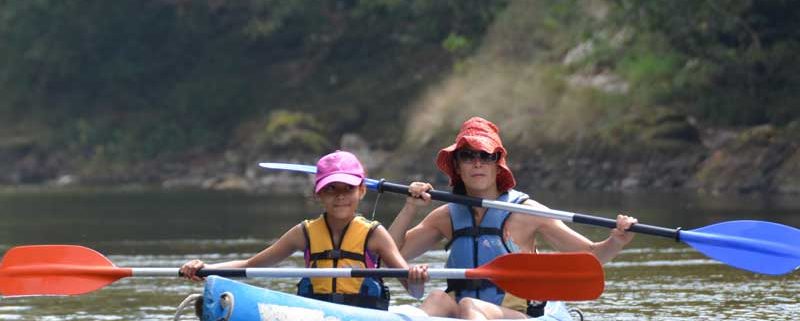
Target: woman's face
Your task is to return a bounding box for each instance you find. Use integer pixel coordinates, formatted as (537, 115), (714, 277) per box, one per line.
(454, 149), (499, 192)
(316, 182), (366, 220)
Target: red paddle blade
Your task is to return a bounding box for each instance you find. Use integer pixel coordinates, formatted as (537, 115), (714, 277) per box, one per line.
(0, 245), (131, 297)
(467, 252), (604, 301)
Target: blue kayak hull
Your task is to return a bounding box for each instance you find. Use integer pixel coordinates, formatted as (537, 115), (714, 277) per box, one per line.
(201, 276), (574, 321)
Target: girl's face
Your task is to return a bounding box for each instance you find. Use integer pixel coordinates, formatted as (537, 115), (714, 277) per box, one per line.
(316, 182), (366, 220)
(455, 149), (499, 192)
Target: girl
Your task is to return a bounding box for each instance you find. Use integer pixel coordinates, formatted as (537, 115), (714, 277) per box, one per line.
(181, 150), (428, 310)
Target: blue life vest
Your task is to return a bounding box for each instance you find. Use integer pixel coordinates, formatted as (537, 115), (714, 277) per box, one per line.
(444, 189), (529, 305)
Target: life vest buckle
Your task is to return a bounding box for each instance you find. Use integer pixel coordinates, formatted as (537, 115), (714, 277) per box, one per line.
(327, 249), (342, 259)
(330, 293), (346, 303)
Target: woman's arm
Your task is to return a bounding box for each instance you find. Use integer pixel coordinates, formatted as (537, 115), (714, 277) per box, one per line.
(386, 181), (449, 261)
(387, 182), (434, 249)
(394, 205), (451, 260)
(526, 199), (636, 263)
(589, 214), (637, 263)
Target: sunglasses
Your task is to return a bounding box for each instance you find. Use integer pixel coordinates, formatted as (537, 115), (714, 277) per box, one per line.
(455, 149), (500, 163)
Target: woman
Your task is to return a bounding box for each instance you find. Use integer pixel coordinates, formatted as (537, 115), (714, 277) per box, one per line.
(389, 117), (637, 319)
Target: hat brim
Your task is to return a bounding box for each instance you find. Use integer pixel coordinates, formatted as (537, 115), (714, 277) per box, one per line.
(315, 173), (364, 193)
(436, 137), (516, 192)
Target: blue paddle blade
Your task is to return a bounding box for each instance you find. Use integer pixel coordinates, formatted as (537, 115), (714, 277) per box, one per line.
(258, 162), (383, 190)
(258, 163), (317, 174)
(681, 220), (800, 275)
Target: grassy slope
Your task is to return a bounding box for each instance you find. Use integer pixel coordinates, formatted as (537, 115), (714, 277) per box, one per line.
(386, 0), (799, 194)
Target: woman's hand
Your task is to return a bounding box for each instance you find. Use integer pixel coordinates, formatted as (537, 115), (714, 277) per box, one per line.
(180, 259), (206, 282)
(610, 214), (638, 246)
(406, 182), (434, 207)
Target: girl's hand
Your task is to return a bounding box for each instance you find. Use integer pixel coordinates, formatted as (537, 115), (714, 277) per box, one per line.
(408, 264), (429, 284)
(180, 259), (206, 282)
(406, 182), (434, 207)
(610, 214), (638, 246)
(406, 264), (429, 299)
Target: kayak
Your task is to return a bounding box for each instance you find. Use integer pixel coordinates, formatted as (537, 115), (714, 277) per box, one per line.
(199, 276), (576, 321)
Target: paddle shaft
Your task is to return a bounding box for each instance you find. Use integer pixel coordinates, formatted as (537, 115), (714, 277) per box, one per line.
(372, 180), (679, 240)
(1, 266), (592, 280)
(255, 163), (677, 238)
(256, 162), (800, 275)
(140, 267), (592, 280)
(129, 267), (467, 278)
(375, 181), (799, 269)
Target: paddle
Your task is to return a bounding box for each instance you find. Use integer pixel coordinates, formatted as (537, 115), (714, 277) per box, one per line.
(0, 244), (604, 300)
(259, 162), (800, 276)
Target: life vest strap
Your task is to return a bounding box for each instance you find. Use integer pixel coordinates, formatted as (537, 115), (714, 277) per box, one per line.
(308, 249), (365, 261)
(452, 226), (503, 238)
(444, 226), (503, 250)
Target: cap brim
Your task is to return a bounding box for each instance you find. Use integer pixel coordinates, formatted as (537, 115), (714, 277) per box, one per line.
(315, 173), (364, 193)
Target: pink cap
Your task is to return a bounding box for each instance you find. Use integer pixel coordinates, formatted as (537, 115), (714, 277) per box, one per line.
(315, 150), (365, 193)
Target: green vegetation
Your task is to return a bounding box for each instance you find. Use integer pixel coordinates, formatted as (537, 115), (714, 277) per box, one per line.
(257, 110), (330, 155)
(603, 0), (800, 125)
(0, 0), (507, 159)
(1, 0), (798, 190)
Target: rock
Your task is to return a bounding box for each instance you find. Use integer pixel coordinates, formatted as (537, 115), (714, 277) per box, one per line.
(162, 176), (207, 189)
(774, 149), (800, 194)
(563, 41), (594, 65)
(207, 175), (251, 191)
(567, 71), (629, 94)
(254, 172), (314, 195)
(701, 128), (738, 149)
(620, 177), (640, 190)
(49, 175), (78, 187)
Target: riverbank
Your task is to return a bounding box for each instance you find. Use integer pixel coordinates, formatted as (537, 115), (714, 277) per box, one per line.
(1, 122), (797, 196)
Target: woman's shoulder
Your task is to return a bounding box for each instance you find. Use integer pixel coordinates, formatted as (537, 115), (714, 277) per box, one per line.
(521, 198), (548, 209)
(424, 204), (452, 222)
(508, 199), (554, 224)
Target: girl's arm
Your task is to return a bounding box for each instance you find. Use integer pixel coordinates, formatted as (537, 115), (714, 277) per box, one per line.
(368, 226), (428, 299)
(234, 223), (307, 266)
(180, 223), (307, 280)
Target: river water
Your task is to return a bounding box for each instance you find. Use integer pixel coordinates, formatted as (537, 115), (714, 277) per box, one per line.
(1, 188), (798, 320)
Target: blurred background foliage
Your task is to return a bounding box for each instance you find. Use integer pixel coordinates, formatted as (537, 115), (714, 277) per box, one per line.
(0, 0), (798, 179)
(0, 0), (505, 160)
(604, 0), (800, 125)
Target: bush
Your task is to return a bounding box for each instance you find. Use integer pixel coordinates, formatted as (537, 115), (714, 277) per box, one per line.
(256, 110), (331, 154)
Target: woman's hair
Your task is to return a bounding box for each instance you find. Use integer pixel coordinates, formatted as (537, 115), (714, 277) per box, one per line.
(451, 159), (466, 195)
(452, 181), (466, 195)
